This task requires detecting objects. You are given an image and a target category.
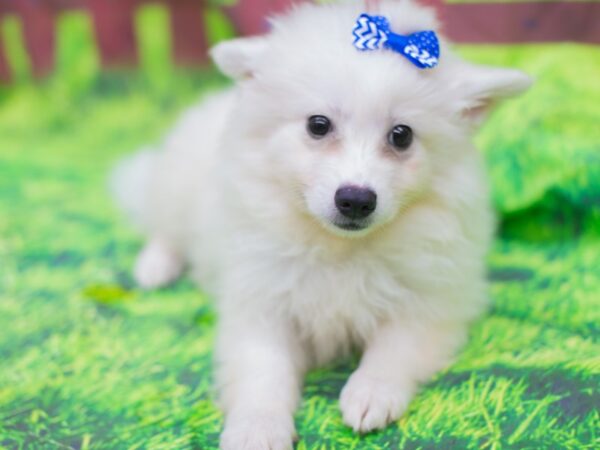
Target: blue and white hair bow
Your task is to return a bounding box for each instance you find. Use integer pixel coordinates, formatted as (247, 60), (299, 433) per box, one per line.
(352, 14), (440, 69)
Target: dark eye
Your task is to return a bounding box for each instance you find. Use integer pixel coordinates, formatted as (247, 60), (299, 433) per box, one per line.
(388, 125), (413, 151)
(307, 115), (332, 138)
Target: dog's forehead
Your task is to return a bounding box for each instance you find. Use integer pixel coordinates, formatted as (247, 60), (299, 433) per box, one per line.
(263, 42), (443, 123)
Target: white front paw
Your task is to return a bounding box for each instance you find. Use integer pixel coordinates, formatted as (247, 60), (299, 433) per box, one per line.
(220, 413), (295, 450)
(339, 370), (414, 433)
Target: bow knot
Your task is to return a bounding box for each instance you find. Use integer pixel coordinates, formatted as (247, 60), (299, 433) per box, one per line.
(352, 14), (440, 69)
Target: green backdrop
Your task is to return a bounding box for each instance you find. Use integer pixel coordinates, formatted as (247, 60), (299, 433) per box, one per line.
(1, 7), (598, 449)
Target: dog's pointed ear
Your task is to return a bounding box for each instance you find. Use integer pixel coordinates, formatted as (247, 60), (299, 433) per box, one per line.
(451, 62), (533, 124)
(210, 37), (268, 80)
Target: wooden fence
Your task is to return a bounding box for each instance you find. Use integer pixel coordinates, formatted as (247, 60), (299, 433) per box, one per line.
(0, 0), (598, 83)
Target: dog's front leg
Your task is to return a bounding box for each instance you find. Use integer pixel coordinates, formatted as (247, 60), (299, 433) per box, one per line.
(340, 320), (466, 433)
(216, 314), (305, 450)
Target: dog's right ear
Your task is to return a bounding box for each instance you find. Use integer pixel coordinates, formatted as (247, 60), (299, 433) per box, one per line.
(210, 37), (268, 80)
(449, 61), (533, 125)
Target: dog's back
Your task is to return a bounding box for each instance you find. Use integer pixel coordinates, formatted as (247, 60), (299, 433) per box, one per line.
(111, 91), (233, 247)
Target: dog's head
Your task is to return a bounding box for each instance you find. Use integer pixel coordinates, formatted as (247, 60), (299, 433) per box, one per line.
(211, 1), (531, 238)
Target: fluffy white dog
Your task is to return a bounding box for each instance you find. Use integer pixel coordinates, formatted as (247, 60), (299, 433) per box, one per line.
(113, 1), (531, 448)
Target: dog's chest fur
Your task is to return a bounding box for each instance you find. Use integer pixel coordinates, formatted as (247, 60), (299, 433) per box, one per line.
(219, 226), (425, 365)
(285, 253), (410, 364)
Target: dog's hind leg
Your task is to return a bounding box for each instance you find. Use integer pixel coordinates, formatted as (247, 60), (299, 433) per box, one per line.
(134, 237), (184, 289)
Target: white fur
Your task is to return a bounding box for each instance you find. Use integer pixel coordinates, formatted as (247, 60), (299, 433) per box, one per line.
(112, 1), (531, 448)
(134, 238), (184, 289)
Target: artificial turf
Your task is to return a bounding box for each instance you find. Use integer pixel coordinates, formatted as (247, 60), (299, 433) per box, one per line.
(1, 7), (599, 450)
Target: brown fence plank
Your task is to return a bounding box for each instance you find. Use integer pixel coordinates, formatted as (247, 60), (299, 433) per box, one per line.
(89, 0), (137, 68)
(226, 0), (271, 36)
(16, 0), (55, 78)
(0, 32), (11, 83)
(226, 0), (298, 36)
(168, 0), (208, 66)
(439, 2), (600, 44)
(0, 0), (17, 15)
(418, 0), (443, 10)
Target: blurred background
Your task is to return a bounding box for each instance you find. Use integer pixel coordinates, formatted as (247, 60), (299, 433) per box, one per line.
(1, 1), (599, 449)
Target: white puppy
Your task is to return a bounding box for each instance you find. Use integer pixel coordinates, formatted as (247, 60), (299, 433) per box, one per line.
(113, 1), (531, 448)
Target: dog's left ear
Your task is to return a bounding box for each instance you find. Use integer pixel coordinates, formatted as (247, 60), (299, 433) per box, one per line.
(210, 37), (268, 80)
(451, 62), (533, 124)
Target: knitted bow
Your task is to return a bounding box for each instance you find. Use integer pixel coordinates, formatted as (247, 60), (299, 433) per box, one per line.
(352, 14), (440, 69)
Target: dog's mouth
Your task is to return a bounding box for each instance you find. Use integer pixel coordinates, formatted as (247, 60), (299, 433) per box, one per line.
(333, 219), (370, 232)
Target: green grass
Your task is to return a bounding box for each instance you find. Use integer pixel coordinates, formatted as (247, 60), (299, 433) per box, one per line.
(1, 7), (599, 450)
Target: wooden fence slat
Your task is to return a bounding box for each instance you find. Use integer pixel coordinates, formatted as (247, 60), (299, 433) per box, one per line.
(168, 0), (209, 66)
(272, 0), (298, 11)
(89, 0), (137, 68)
(439, 2), (600, 44)
(16, 0), (55, 78)
(418, 0), (444, 10)
(226, 0), (298, 36)
(0, 32), (11, 83)
(226, 0), (270, 36)
(0, 0), (17, 15)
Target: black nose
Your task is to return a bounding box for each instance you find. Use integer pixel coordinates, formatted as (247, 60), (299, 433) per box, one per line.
(335, 186), (377, 220)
